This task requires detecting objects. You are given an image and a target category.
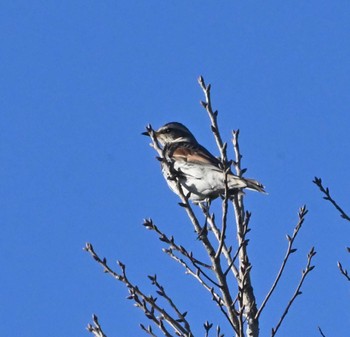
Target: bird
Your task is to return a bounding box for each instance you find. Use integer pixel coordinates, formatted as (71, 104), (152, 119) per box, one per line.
(144, 122), (265, 203)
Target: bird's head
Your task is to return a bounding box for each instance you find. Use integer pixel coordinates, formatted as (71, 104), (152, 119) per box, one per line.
(154, 122), (198, 146)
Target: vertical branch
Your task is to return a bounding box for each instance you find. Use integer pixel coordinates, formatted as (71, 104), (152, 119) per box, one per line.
(174, 181), (240, 334)
(232, 130), (244, 178)
(215, 170), (230, 260)
(198, 76), (228, 166)
(198, 76), (239, 280)
(198, 76), (261, 336)
(232, 130), (259, 337)
(199, 204), (239, 278)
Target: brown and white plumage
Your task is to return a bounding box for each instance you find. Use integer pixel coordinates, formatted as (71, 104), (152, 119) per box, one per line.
(149, 122), (265, 202)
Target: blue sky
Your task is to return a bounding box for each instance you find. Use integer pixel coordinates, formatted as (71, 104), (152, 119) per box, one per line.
(1, 1), (350, 336)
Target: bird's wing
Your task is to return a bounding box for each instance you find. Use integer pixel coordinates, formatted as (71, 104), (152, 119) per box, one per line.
(169, 142), (221, 167)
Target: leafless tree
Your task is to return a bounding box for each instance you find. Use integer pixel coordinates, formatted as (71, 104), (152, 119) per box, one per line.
(85, 77), (316, 337)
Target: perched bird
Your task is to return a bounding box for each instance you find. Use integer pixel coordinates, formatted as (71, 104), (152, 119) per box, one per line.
(145, 122), (265, 203)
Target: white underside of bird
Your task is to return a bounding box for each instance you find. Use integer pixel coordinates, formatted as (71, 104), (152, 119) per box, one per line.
(161, 160), (258, 202)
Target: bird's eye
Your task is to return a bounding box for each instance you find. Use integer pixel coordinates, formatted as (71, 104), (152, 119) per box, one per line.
(165, 128), (171, 133)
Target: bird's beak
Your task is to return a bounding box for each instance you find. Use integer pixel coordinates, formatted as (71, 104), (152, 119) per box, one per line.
(141, 131), (150, 136)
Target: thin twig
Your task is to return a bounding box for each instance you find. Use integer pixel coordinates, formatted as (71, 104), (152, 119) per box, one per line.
(313, 177), (350, 221)
(198, 76), (227, 165)
(140, 324), (159, 337)
(224, 239), (246, 276)
(271, 247), (316, 337)
(203, 321), (213, 337)
(85, 243), (192, 337)
(166, 246), (221, 288)
(318, 326), (327, 337)
(200, 204), (239, 278)
(164, 247), (222, 298)
(147, 220), (223, 289)
(215, 169), (230, 260)
(143, 218), (212, 269)
(337, 260), (350, 282)
(232, 130), (244, 177)
(256, 206), (309, 319)
(313, 178), (350, 282)
(87, 315), (107, 337)
(148, 274), (192, 333)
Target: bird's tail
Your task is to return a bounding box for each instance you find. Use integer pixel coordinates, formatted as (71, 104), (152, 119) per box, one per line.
(227, 174), (266, 194)
(244, 177), (266, 193)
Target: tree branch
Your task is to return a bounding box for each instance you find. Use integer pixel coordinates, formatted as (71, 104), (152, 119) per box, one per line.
(318, 326), (327, 337)
(313, 177), (350, 222)
(87, 315), (107, 337)
(149, 274), (192, 333)
(198, 76), (228, 165)
(85, 243), (193, 337)
(140, 324), (161, 337)
(231, 130), (258, 337)
(215, 170), (230, 260)
(314, 177), (350, 282)
(199, 204), (239, 278)
(256, 206), (308, 319)
(337, 259), (350, 282)
(271, 247), (316, 337)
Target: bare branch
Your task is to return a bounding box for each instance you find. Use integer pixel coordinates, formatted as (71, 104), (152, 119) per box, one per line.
(215, 169), (230, 260)
(200, 204), (239, 278)
(232, 130), (244, 177)
(256, 206), (309, 319)
(224, 239), (246, 277)
(203, 321), (213, 337)
(231, 129), (258, 337)
(140, 324), (160, 337)
(144, 124), (164, 158)
(85, 243), (192, 337)
(337, 260), (350, 282)
(216, 325), (225, 337)
(236, 292), (245, 337)
(87, 315), (107, 337)
(318, 326), (327, 337)
(233, 198), (257, 337)
(198, 76), (227, 165)
(164, 246), (222, 298)
(313, 177), (350, 222)
(148, 274), (192, 333)
(314, 177), (350, 282)
(143, 218), (212, 270)
(271, 247), (316, 337)
(161, 242), (233, 333)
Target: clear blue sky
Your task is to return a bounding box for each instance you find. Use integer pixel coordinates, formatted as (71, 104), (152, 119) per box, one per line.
(1, 1), (350, 336)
